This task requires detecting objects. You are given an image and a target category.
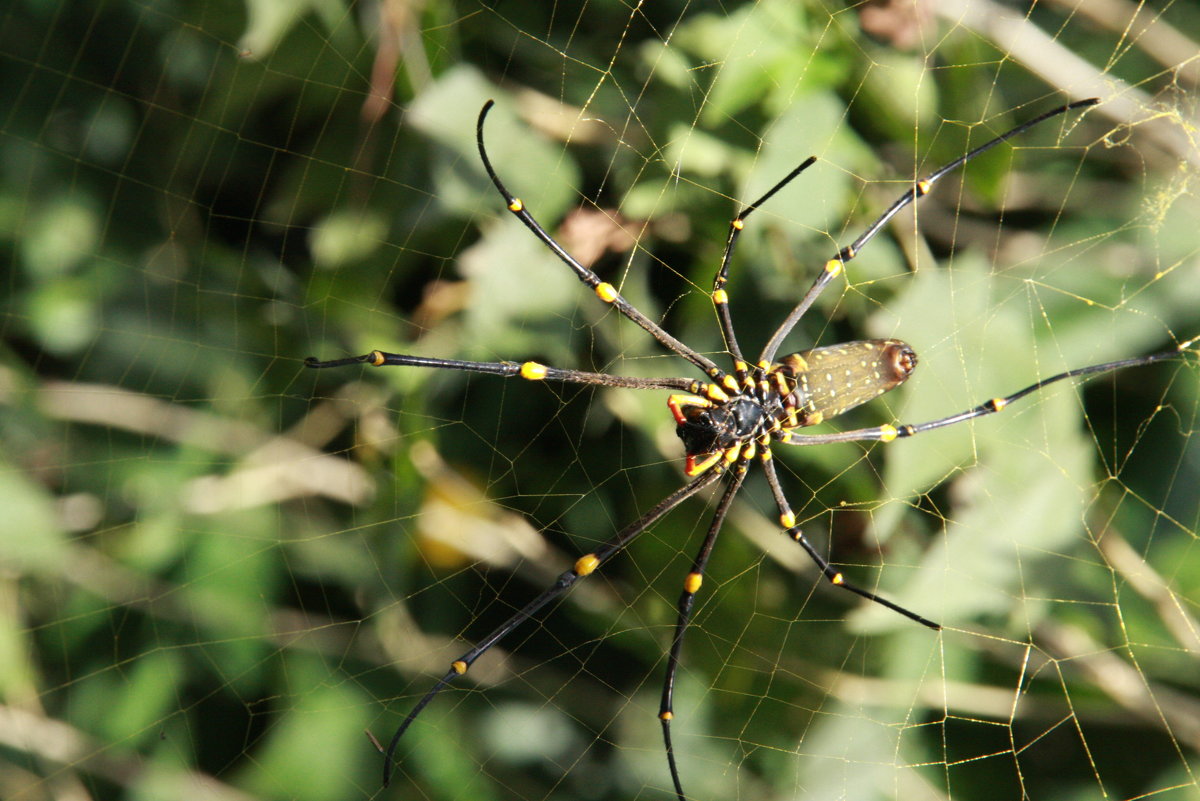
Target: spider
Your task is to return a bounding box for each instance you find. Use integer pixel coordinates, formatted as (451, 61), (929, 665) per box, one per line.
(307, 97), (1190, 798)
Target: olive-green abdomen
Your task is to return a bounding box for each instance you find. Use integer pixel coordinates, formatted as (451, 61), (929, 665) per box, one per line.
(776, 339), (917, 426)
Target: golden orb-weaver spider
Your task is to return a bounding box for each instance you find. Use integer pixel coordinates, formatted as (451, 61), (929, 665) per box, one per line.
(307, 97), (1191, 798)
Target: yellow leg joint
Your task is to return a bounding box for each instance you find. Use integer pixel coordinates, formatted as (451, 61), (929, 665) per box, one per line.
(684, 572), (703, 593)
(451, 660), (468, 675)
(575, 553), (600, 576)
(713, 288), (729, 304)
(879, 424), (898, 442)
(686, 452), (722, 476)
(705, 384), (730, 403)
(831, 573), (845, 586)
(659, 710), (673, 721)
(369, 350), (386, 366)
(508, 198), (524, 212)
(824, 258), (843, 276)
(990, 397), (1008, 411)
(916, 179), (931, 195)
(772, 372), (789, 396)
(595, 282), (618, 303)
(780, 512), (796, 529)
(520, 361), (548, 380)
(732, 219), (744, 231)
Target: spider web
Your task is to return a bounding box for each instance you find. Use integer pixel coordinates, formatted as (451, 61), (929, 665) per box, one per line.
(2, 2), (1198, 800)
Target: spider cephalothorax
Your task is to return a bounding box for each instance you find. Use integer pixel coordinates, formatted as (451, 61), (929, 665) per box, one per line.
(306, 96), (1191, 800)
(670, 394), (764, 471)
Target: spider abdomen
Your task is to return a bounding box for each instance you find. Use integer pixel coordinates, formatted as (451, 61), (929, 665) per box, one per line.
(776, 339), (917, 426)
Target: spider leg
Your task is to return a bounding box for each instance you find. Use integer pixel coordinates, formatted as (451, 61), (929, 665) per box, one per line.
(712, 157), (817, 375)
(477, 100), (729, 385)
(776, 342), (1194, 448)
(759, 98), (1100, 364)
(660, 464), (748, 801)
(380, 467), (724, 788)
(759, 449), (939, 629)
(306, 350), (700, 391)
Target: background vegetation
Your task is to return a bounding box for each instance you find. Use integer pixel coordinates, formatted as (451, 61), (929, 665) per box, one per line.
(2, 1), (1198, 800)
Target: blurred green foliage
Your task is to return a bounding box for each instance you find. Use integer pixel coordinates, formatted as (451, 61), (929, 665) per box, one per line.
(1, 1), (1198, 800)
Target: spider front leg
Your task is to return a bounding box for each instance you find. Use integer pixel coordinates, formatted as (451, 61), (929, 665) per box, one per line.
(776, 341), (1195, 450)
(659, 464), (748, 801)
(758, 98), (1100, 364)
(711, 156), (817, 376)
(306, 350), (699, 392)
(655, 437), (937, 801)
(758, 451), (940, 629)
(377, 469), (723, 787)
(476, 100), (729, 385)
